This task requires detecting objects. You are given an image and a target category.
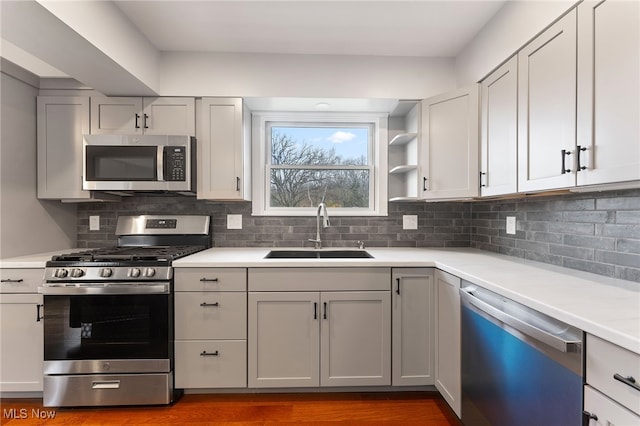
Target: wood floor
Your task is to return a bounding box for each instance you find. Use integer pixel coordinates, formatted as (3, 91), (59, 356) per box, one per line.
(1, 392), (461, 425)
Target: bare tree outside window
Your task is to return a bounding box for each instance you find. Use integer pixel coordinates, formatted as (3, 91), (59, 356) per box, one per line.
(269, 128), (371, 208)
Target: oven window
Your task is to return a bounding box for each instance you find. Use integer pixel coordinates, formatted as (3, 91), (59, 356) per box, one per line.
(86, 146), (157, 181)
(44, 295), (170, 360)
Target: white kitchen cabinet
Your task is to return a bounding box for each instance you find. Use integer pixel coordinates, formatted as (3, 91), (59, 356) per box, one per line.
(247, 268), (391, 388)
(584, 386), (640, 426)
(576, 0), (640, 187)
(37, 96), (117, 201)
(388, 101), (421, 201)
(174, 268), (247, 389)
(421, 85), (479, 200)
(197, 97), (251, 201)
(434, 270), (461, 418)
(480, 56), (518, 197)
(517, 9), (577, 192)
(90, 97), (195, 135)
(0, 269), (44, 392)
(391, 268), (434, 386)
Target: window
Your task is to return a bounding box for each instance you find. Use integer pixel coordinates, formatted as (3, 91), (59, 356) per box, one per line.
(252, 112), (388, 216)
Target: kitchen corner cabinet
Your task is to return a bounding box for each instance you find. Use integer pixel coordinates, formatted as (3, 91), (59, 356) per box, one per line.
(0, 269), (44, 392)
(391, 268), (434, 386)
(434, 270), (461, 418)
(90, 97), (195, 135)
(517, 9), (577, 192)
(421, 85), (479, 200)
(37, 96), (116, 201)
(174, 268), (247, 389)
(583, 334), (640, 425)
(197, 97), (251, 201)
(388, 101), (421, 201)
(480, 56), (518, 197)
(247, 268), (391, 388)
(576, 0), (640, 186)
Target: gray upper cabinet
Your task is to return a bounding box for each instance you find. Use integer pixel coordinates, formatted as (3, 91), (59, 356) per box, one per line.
(37, 96), (118, 201)
(197, 97), (251, 201)
(90, 97), (195, 135)
(421, 85), (479, 200)
(517, 9), (577, 192)
(480, 56), (518, 197)
(576, 0), (640, 186)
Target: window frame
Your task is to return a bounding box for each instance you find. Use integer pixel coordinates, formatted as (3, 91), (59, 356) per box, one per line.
(251, 112), (388, 216)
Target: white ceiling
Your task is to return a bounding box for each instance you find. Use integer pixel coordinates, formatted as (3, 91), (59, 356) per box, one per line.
(114, 0), (505, 57)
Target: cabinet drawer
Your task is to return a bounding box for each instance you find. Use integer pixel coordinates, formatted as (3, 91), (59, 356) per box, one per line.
(175, 340), (247, 389)
(0, 269), (44, 293)
(584, 385), (640, 425)
(586, 334), (640, 415)
(175, 292), (246, 339)
(174, 268), (246, 291)
(249, 268), (390, 291)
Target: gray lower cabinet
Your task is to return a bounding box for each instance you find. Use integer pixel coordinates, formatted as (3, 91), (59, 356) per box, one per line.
(391, 268), (434, 386)
(173, 268), (247, 389)
(247, 268), (391, 388)
(0, 268), (44, 392)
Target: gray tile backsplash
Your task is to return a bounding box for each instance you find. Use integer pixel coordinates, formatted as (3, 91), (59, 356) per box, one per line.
(469, 189), (640, 283)
(77, 189), (640, 283)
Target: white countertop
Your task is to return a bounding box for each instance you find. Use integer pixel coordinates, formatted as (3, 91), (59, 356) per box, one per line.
(3, 246), (638, 355)
(174, 247), (640, 355)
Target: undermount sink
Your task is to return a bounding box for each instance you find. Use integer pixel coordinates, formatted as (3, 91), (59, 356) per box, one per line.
(264, 250), (373, 259)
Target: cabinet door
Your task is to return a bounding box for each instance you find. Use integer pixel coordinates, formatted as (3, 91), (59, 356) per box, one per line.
(421, 85), (479, 200)
(198, 97), (250, 200)
(320, 291), (391, 387)
(518, 10), (577, 192)
(142, 97), (195, 136)
(584, 385), (640, 426)
(577, 0), (640, 186)
(0, 295), (43, 392)
(90, 97), (143, 134)
(480, 56), (518, 197)
(392, 269), (434, 386)
(248, 292), (319, 388)
(434, 270), (461, 418)
(37, 96), (91, 200)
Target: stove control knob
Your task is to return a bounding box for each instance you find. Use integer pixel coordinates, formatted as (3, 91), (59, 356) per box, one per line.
(143, 268), (156, 277)
(55, 268), (68, 278)
(100, 268), (113, 278)
(129, 268), (141, 278)
(70, 268), (85, 278)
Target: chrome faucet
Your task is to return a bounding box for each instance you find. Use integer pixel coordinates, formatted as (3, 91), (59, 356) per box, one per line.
(308, 202), (330, 249)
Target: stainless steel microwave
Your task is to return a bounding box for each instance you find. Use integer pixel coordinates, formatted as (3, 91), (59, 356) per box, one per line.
(83, 135), (195, 192)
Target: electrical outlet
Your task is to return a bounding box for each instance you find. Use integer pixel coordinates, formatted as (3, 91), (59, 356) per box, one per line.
(403, 215), (418, 230)
(89, 215), (100, 231)
(227, 214), (243, 230)
(506, 216), (516, 235)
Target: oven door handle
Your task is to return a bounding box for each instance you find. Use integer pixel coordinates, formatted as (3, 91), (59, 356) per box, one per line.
(38, 282), (170, 295)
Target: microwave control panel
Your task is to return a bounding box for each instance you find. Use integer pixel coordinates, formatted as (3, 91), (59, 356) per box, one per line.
(165, 146), (186, 181)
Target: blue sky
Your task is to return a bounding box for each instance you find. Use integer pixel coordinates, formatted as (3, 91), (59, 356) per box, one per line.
(273, 126), (369, 161)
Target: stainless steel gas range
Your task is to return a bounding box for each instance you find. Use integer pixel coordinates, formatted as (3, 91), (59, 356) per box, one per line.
(38, 215), (210, 407)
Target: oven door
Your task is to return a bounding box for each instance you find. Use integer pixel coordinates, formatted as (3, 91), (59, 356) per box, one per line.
(42, 291), (172, 375)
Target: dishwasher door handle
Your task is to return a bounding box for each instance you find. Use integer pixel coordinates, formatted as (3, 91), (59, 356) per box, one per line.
(460, 287), (581, 353)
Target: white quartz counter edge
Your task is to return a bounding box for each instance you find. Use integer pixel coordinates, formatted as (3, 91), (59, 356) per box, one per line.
(173, 247), (640, 355)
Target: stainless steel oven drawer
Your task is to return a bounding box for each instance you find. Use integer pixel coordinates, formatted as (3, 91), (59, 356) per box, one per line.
(43, 373), (173, 407)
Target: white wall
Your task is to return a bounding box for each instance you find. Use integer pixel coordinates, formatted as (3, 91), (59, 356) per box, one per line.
(0, 59), (76, 258)
(455, 0), (578, 86)
(160, 52), (456, 100)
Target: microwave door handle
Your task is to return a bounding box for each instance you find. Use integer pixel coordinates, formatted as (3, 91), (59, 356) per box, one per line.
(157, 146), (164, 181)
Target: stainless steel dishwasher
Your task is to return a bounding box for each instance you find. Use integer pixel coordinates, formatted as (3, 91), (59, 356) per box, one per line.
(460, 282), (584, 426)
